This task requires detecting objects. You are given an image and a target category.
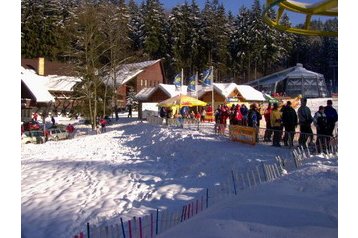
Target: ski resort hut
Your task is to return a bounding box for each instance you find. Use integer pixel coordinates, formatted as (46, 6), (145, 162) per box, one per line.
(247, 63), (329, 98)
(103, 59), (166, 110)
(135, 84), (188, 119)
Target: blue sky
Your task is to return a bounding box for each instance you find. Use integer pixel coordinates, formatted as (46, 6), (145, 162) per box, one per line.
(135, 0), (260, 15)
(134, 0), (333, 25)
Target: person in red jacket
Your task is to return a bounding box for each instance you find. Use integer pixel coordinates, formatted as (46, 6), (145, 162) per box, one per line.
(66, 123), (75, 139)
(99, 117), (107, 133)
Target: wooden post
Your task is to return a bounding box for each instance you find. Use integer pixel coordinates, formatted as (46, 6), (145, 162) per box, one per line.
(206, 188), (209, 208)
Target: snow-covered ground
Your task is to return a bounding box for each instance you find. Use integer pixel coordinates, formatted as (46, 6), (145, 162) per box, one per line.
(158, 158), (338, 238)
(21, 111), (338, 238)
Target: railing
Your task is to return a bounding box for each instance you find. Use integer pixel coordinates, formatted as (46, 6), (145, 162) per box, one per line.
(73, 117), (338, 238)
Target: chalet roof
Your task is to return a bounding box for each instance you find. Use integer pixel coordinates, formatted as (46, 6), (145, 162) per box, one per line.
(105, 59), (162, 87)
(47, 75), (81, 92)
(21, 67), (81, 102)
(21, 67), (55, 103)
(136, 83), (265, 102)
(236, 85), (266, 101)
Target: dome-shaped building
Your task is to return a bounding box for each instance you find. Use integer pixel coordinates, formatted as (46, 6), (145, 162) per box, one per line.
(247, 63), (329, 98)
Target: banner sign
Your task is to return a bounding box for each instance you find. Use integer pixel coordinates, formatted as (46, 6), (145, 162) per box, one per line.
(226, 97), (239, 103)
(229, 125), (256, 145)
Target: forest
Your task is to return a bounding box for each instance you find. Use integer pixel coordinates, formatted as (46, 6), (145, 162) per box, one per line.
(21, 0), (338, 91)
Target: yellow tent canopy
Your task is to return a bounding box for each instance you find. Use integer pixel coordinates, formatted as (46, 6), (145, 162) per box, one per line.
(158, 94), (207, 108)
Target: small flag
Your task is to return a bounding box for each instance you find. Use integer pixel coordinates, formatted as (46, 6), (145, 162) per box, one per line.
(187, 74), (196, 93)
(202, 68), (213, 87)
(173, 73), (182, 91)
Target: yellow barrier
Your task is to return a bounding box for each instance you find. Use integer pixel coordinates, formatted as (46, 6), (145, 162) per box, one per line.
(229, 125), (257, 145)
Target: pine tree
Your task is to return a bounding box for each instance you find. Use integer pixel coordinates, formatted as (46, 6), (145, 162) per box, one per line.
(168, 0), (204, 78)
(67, 1), (106, 130)
(21, 0), (66, 60)
(128, 0), (144, 51)
(141, 0), (168, 59)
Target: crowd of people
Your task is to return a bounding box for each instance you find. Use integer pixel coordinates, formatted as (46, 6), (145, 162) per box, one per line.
(264, 98), (338, 148)
(158, 98), (338, 149)
(159, 105), (214, 123)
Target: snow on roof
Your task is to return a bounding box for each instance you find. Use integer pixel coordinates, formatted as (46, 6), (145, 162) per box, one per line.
(21, 67), (55, 102)
(135, 87), (157, 101)
(106, 59), (162, 86)
(158, 83), (188, 97)
(47, 75), (81, 92)
(236, 85), (266, 101)
(137, 83), (265, 102)
(213, 83), (238, 98)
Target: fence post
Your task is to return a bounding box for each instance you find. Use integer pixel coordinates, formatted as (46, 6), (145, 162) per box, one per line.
(180, 205), (185, 222)
(262, 162), (268, 182)
(151, 213), (154, 238)
(274, 164), (281, 177)
(139, 217), (143, 238)
(156, 209), (159, 235)
(87, 223), (90, 238)
(292, 150), (299, 168)
(246, 172), (252, 187)
(231, 170), (237, 195)
(196, 199), (199, 214)
(128, 220), (132, 238)
(255, 166), (262, 184)
(251, 170), (257, 186)
(206, 188), (209, 209)
(241, 173), (246, 188)
(120, 218), (126, 238)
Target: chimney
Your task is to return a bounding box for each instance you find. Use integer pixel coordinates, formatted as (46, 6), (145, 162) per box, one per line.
(38, 57), (45, 76)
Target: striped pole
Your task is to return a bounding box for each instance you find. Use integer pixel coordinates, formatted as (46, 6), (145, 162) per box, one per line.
(120, 218), (126, 238)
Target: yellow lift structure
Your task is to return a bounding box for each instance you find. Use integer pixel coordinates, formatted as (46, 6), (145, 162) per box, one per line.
(263, 0), (338, 37)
